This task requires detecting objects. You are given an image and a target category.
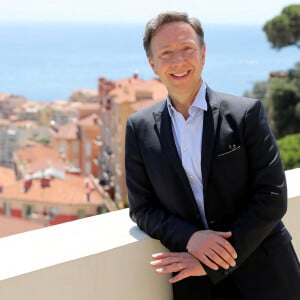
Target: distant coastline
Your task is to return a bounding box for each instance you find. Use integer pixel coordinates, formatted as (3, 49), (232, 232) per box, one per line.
(0, 22), (299, 102)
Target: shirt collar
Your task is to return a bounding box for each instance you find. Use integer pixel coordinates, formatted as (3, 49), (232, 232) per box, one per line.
(167, 81), (207, 116)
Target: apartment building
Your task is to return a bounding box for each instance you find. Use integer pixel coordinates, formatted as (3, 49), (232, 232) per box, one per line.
(97, 74), (167, 208)
(50, 113), (100, 177)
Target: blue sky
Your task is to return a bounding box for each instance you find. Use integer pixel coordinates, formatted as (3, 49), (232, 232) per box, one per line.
(0, 0), (296, 24)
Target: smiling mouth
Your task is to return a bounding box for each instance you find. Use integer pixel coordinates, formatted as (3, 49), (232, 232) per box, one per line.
(171, 71), (189, 78)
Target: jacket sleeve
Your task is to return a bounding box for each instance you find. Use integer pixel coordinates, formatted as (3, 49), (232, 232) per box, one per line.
(206, 100), (288, 283)
(125, 116), (200, 252)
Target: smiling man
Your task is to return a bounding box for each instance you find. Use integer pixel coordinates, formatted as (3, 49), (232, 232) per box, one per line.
(125, 11), (300, 300)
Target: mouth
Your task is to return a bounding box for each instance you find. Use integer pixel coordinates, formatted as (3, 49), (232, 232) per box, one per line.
(171, 71), (190, 78)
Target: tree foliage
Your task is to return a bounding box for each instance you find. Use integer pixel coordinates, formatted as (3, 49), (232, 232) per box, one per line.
(247, 63), (300, 138)
(277, 133), (300, 170)
(268, 72), (300, 138)
(263, 5), (300, 49)
(243, 81), (268, 101)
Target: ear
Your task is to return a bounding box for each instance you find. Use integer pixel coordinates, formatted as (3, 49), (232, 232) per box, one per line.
(201, 44), (206, 65)
(148, 56), (158, 75)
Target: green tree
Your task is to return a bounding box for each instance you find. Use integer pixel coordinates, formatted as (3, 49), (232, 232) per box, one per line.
(243, 80), (268, 101)
(267, 66), (300, 138)
(277, 133), (300, 170)
(263, 5), (300, 49)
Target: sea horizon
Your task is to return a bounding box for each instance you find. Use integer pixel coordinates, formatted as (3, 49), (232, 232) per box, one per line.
(0, 22), (299, 102)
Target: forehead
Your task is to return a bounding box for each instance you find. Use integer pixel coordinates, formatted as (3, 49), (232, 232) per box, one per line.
(151, 21), (198, 48)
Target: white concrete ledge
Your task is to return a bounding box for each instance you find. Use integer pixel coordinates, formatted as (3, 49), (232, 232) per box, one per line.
(0, 169), (299, 299)
(0, 209), (172, 299)
(0, 209), (146, 280)
(283, 168), (300, 255)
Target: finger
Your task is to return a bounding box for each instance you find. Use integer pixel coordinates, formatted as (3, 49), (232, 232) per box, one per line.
(152, 253), (168, 259)
(204, 249), (230, 270)
(156, 262), (183, 274)
(169, 264), (207, 283)
(212, 244), (236, 267)
(151, 257), (181, 268)
(212, 233), (238, 260)
(169, 270), (190, 284)
(216, 238), (238, 259)
(152, 252), (181, 259)
(198, 254), (219, 270)
(217, 231), (232, 239)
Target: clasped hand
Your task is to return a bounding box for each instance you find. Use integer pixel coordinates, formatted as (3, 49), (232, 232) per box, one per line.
(151, 252), (206, 283)
(186, 230), (237, 271)
(151, 230), (237, 283)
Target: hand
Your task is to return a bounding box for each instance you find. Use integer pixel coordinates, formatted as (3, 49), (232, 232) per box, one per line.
(150, 252), (207, 283)
(186, 230), (237, 271)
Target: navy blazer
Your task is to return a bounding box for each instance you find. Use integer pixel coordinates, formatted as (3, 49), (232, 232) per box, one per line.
(125, 87), (300, 299)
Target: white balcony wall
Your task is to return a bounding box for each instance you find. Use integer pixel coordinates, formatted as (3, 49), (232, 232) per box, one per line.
(0, 169), (299, 300)
(0, 208), (172, 300)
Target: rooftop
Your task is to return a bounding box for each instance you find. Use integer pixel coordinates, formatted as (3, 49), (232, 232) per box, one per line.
(0, 173), (102, 206)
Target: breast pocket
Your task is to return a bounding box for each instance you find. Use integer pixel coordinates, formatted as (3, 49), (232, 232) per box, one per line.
(211, 146), (247, 195)
(217, 145), (242, 160)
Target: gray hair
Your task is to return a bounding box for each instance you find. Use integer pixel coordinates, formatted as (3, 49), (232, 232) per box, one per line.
(143, 11), (205, 57)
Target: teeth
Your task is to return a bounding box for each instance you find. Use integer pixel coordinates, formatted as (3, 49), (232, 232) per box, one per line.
(173, 71), (188, 77)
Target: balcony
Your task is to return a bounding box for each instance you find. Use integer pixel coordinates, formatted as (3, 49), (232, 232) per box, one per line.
(0, 169), (299, 300)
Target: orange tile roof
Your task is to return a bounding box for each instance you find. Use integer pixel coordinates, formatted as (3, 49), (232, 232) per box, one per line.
(78, 113), (99, 126)
(14, 143), (65, 174)
(108, 76), (166, 103)
(0, 167), (16, 187)
(1, 173), (102, 206)
(54, 122), (78, 140)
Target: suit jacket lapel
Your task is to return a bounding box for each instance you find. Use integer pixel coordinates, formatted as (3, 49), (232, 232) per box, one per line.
(153, 91), (220, 220)
(153, 101), (182, 175)
(201, 87), (220, 195)
(153, 102), (196, 199)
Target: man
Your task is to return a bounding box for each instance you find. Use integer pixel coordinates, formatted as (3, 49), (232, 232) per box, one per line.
(125, 11), (300, 300)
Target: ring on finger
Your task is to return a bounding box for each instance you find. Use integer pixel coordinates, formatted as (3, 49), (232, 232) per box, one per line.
(178, 263), (183, 271)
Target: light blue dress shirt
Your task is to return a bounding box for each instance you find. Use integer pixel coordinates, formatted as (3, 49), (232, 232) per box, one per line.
(167, 82), (208, 228)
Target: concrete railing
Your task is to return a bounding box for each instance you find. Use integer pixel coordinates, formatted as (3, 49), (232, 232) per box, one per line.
(0, 209), (172, 300)
(0, 169), (299, 300)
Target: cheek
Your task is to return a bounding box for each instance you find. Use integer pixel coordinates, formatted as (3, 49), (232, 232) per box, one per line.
(148, 57), (158, 74)
(152, 65), (159, 75)
(151, 62), (162, 75)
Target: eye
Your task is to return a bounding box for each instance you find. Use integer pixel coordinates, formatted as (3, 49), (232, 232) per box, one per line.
(160, 50), (173, 59)
(182, 46), (195, 55)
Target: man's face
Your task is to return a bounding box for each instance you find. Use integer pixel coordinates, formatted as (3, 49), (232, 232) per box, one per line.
(148, 21), (206, 99)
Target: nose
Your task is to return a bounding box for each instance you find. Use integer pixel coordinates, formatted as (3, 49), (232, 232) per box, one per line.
(171, 50), (185, 64)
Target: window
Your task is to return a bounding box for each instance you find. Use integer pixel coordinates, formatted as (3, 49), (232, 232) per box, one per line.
(85, 142), (91, 156)
(72, 141), (79, 153)
(77, 209), (86, 219)
(3, 202), (11, 216)
(59, 140), (67, 154)
(22, 205), (34, 219)
(85, 162), (91, 174)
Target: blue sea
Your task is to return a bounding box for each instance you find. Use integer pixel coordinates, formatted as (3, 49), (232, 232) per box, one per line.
(0, 22), (299, 102)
